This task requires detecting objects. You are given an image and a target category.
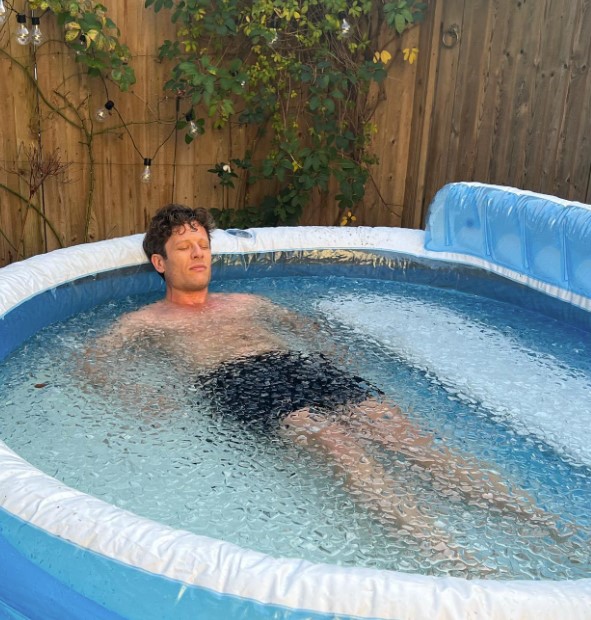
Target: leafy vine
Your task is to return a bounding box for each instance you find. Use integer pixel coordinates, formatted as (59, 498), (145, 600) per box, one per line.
(147, 0), (427, 226)
(0, 0), (426, 264)
(29, 0), (136, 90)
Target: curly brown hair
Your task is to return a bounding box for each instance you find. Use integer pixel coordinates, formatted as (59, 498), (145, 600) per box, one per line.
(143, 204), (216, 262)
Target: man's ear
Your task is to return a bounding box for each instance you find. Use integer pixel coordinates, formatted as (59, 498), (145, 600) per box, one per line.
(151, 253), (166, 275)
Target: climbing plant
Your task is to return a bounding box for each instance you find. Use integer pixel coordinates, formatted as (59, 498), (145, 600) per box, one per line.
(0, 0), (426, 264)
(29, 0), (136, 90)
(146, 0), (427, 226)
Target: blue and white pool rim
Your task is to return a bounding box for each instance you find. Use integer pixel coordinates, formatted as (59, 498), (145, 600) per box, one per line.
(1, 182), (590, 619)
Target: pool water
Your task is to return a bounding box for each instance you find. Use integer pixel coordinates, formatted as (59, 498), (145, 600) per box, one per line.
(1, 275), (590, 580)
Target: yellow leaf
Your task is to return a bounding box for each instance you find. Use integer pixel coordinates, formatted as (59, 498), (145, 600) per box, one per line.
(86, 29), (99, 42)
(373, 50), (392, 64)
(64, 29), (80, 42)
(403, 47), (419, 65)
(65, 21), (81, 31)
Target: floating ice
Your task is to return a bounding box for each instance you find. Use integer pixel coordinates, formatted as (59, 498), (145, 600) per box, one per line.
(316, 293), (591, 467)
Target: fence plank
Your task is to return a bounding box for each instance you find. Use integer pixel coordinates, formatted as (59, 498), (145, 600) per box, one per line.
(34, 21), (90, 250)
(420, 0), (466, 214)
(403, 0), (445, 229)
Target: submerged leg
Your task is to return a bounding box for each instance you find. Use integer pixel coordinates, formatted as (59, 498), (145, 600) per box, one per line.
(279, 409), (472, 566)
(348, 400), (563, 532)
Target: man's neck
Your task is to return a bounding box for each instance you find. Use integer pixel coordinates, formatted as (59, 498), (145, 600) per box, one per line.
(165, 287), (209, 307)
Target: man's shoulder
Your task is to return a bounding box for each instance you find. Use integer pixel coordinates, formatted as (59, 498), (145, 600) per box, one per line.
(117, 302), (167, 329)
(130, 302), (164, 318)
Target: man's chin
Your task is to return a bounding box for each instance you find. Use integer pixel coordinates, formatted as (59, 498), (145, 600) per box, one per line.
(190, 277), (211, 291)
(187, 282), (209, 292)
(165, 278), (210, 293)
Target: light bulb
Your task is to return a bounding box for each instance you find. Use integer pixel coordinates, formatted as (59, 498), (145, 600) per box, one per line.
(95, 100), (114, 122)
(340, 18), (351, 37)
(188, 120), (200, 137)
(185, 112), (200, 138)
(15, 14), (31, 46)
(140, 158), (152, 184)
(0, 1), (8, 26)
(31, 16), (43, 47)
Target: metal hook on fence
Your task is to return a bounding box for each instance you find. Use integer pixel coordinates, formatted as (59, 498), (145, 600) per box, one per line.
(442, 24), (460, 49)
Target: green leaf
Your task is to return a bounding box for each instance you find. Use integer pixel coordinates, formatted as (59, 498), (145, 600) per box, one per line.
(395, 13), (406, 33)
(204, 77), (215, 95)
(79, 13), (102, 31)
(179, 61), (197, 74)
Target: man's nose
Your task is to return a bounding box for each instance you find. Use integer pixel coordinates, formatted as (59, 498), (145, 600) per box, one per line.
(191, 243), (204, 258)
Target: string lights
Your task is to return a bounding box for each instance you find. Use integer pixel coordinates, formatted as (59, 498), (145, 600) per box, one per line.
(340, 18), (351, 36)
(14, 14), (31, 46)
(31, 15), (43, 47)
(12, 12), (44, 47)
(95, 100), (115, 122)
(2, 5), (180, 189)
(90, 90), (155, 184)
(140, 158), (152, 184)
(92, 90), (176, 186)
(185, 112), (200, 137)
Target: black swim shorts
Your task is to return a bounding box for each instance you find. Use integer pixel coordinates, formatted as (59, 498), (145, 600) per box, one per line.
(194, 351), (381, 432)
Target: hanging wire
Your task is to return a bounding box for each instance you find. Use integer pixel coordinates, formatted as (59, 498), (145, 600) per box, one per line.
(98, 76), (181, 166)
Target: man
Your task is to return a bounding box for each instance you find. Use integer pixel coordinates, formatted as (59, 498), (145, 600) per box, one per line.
(105, 204), (563, 564)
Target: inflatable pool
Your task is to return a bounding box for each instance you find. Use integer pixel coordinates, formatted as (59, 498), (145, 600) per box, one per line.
(1, 182), (590, 619)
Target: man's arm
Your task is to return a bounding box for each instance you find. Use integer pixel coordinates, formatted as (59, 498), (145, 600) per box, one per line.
(79, 309), (184, 416)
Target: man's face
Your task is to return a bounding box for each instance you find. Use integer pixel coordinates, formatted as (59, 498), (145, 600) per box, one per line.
(151, 223), (212, 295)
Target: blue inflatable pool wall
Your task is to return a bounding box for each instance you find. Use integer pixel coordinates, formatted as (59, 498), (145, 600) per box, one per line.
(425, 182), (591, 298)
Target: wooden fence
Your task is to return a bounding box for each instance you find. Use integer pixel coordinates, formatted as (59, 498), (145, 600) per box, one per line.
(1, 0), (591, 266)
(404, 0), (591, 228)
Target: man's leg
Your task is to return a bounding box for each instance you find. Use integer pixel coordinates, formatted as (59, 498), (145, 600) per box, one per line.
(279, 408), (472, 566)
(347, 400), (561, 530)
